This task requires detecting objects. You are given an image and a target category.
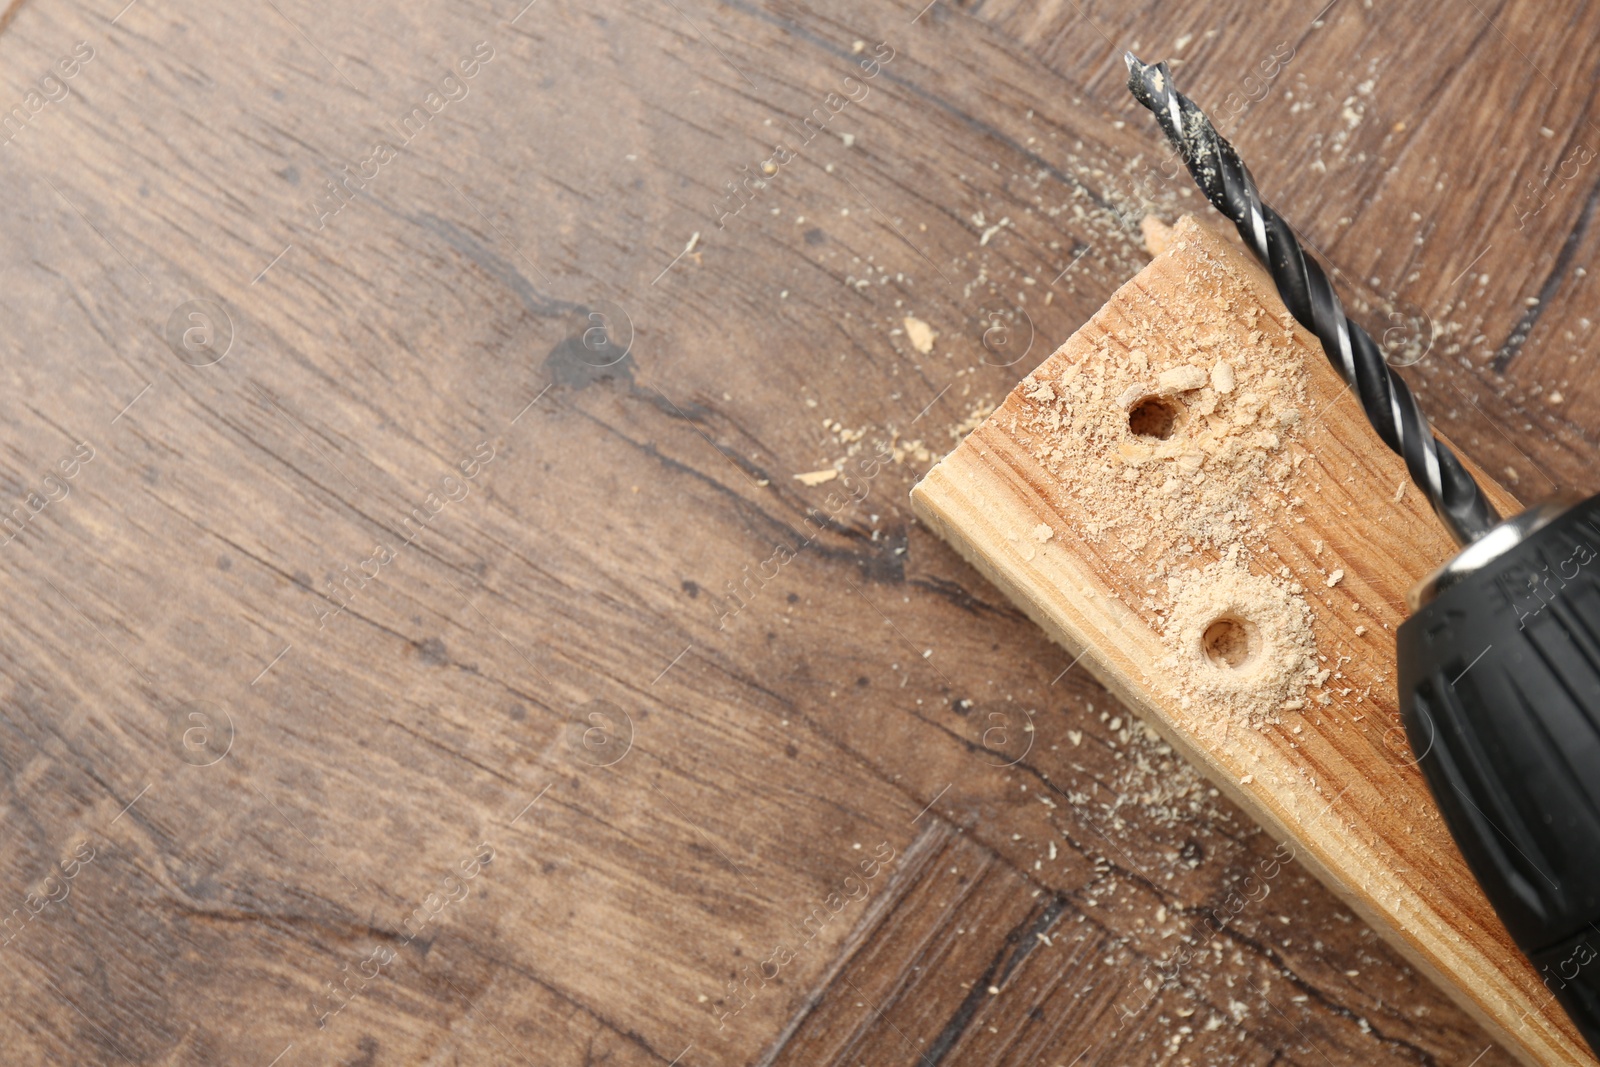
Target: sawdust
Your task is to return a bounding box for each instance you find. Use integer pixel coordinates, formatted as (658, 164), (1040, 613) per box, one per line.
(1053, 706), (1223, 831)
(815, 396), (995, 474)
(1008, 221), (1323, 726)
(954, 399), (996, 435)
(1012, 241), (1309, 556)
(1159, 561), (1319, 728)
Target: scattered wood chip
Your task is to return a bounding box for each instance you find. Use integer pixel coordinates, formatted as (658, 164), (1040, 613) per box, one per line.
(1211, 360), (1235, 394)
(1141, 215), (1174, 255)
(793, 469), (838, 486)
(1158, 365), (1208, 393)
(903, 316), (937, 354)
(1116, 383), (1149, 410)
(1326, 569), (1344, 588)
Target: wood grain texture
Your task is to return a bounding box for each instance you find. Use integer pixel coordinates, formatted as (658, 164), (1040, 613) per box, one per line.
(0, 0), (1595, 1064)
(910, 214), (1585, 1066)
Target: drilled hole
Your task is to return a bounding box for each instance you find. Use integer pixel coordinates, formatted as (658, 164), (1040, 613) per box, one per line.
(1128, 395), (1181, 439)
(1202, 616), (1256, 670)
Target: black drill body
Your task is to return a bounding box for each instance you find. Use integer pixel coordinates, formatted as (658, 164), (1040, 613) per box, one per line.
(1399, 497), (1600, 1044)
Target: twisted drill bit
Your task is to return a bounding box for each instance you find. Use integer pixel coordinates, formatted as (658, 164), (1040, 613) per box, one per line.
(1123, 53), (1498, 546)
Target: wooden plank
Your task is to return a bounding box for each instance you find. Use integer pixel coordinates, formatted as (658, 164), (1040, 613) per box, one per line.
(911, 214), (1586, 1065)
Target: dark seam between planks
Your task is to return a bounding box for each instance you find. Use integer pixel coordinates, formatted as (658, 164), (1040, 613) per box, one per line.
(921, 893), (1070, 1064)
(1491, 168), (1600, 373)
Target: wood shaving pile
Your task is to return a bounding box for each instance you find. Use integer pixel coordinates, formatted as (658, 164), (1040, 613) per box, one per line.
(1160, 560), (1319, 729)
(1011, 298), (1308, 554)
(1005, 228), (1326, 727)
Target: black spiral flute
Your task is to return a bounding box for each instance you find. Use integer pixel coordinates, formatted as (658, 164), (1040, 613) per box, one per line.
(1124, 53), (1498, 546)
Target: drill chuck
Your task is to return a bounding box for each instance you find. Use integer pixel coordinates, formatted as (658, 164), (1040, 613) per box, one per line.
(1399, 496), (1600, 1051)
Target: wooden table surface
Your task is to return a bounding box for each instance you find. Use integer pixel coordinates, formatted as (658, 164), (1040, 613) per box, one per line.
(1, 0), (1596, 1064)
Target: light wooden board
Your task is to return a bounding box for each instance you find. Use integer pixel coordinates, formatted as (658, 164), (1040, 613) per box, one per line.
(911, 215), (1588, 1067)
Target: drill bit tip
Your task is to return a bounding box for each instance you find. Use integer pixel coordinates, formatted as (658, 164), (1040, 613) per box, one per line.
(1123, 53), (1170, 112)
